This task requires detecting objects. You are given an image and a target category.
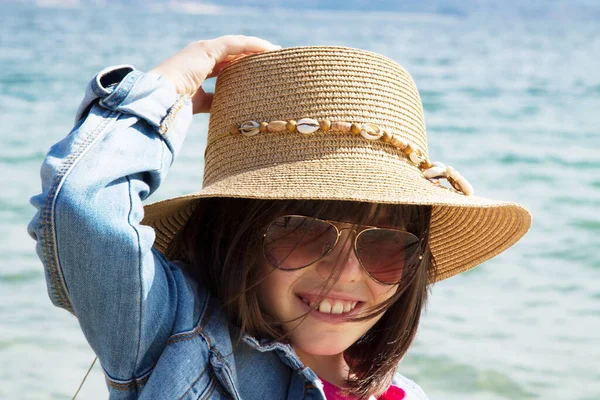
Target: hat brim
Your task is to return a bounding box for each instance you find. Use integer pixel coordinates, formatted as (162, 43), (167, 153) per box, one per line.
(143, 146), (531, 283)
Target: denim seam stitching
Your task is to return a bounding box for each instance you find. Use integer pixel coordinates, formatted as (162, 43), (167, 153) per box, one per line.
(166, 298), (241, 400)
(198, 327), (241, 399)
(42, 110), (117, 314)
(198, 376), (218, 400)
(167, 325), (203, 345)
(208, 361), (241, 400)
(103, 364), (153, 390)
(99, 70), (143, 110)
(125, 175), (144, 378)
(159, 95), (189, 137)
(105, 375), (151, 390)
(212, 376), (227, 397)
(166, 290), (210, 345)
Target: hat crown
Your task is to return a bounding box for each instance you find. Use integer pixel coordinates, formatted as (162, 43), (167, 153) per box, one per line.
(204, 46), (428, 187)
(144, 46), (531, 283)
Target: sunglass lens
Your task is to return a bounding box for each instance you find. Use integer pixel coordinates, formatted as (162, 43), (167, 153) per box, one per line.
(356, 229), (420, 284)
(264, 216), (337, 270)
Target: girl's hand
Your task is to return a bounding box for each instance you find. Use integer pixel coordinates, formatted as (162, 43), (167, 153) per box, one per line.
(149, 35), (281, 114)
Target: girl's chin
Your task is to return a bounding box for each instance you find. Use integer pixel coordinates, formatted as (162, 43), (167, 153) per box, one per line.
(290, 333), (354, 356)
(285, 318), (373, 357)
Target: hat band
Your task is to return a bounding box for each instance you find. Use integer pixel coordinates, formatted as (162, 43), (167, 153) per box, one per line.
(213, 117), (474, 196)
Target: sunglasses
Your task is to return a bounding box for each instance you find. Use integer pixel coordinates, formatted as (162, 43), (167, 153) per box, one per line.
(262, 215), (423, 285)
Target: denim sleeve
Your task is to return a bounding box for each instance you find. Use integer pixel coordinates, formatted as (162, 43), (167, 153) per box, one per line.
(27, 65), (193, 385)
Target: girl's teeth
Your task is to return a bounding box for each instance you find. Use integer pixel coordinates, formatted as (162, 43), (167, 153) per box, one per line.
(305, 297), (358, 314)
(300, 295), (360, 314)
(319, 300), (332, 313)
(331, 302), (344, 314)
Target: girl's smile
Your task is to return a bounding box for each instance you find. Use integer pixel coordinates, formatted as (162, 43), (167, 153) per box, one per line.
(295, 292), (365, 322)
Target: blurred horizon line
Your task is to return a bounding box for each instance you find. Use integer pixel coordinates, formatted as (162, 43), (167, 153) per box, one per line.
(6, 0), (600, 21)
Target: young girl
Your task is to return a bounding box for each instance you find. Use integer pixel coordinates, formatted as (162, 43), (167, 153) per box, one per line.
(28, 35), (531, 399)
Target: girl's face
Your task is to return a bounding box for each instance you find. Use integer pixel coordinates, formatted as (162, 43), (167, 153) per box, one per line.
(257, 213), (399, 357)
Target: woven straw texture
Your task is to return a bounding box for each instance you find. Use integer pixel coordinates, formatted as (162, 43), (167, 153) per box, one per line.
(142, 46), (531, 283)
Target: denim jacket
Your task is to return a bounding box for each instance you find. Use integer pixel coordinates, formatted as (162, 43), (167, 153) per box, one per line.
(27, 65), (429, 400)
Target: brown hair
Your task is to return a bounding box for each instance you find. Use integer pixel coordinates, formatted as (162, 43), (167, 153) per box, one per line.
(167, 197), (436, 399)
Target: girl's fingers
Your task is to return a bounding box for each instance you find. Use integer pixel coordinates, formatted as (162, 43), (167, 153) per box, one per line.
(206, 52), (254, 78)
(206, 62), (228, 79)
(150, 36), (280, 99)
(203, 35), (280, 65)
(191, 87), (214, 114)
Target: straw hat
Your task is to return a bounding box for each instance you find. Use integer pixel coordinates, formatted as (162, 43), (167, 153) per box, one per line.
(142, 46), (531, 283)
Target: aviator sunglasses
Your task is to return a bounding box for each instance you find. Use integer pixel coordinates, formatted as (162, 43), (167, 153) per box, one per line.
(262, 215), (424, 285)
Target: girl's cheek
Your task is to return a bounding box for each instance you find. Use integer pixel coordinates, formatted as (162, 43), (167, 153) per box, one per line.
(373, 282), (398, 299)
(257, 264), (300, 311)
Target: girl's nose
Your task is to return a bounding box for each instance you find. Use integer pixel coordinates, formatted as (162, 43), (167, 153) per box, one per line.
(315, 229), (363, 283)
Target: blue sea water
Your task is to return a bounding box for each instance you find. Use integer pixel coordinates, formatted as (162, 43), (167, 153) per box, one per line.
(1, 2), (599, 399)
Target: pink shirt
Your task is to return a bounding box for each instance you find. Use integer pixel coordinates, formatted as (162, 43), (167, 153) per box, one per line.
(320, 378), (406, 400)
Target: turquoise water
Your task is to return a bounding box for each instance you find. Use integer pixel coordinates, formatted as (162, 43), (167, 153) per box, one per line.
(2, 2), (599, 399)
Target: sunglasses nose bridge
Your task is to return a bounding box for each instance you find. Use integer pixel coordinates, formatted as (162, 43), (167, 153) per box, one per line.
(336, 227), (357, 236)
(322, 226), (362, 266)
(331, 227), (357, 251)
